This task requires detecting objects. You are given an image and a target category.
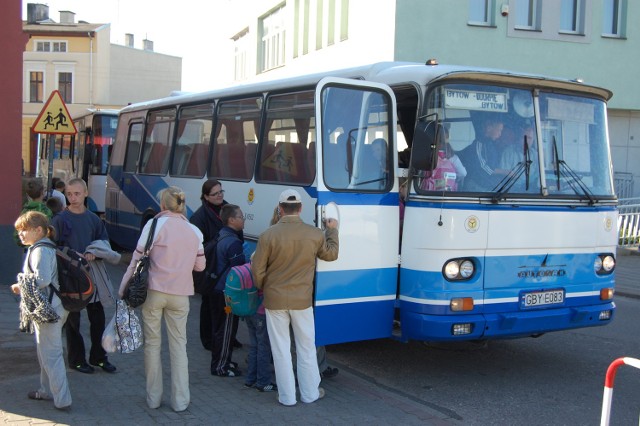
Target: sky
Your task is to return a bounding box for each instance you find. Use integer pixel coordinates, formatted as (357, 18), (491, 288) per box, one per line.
(22, 0), (246, 92)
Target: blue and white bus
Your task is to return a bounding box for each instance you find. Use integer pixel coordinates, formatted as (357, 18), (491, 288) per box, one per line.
(105, 62), (617, 345)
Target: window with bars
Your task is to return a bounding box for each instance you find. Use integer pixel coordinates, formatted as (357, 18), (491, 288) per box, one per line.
(293, 0), (349, 59)
(260, 5), (286, 72)
(35, 41), (67, 52)
(59, 72), (72, 103)
(30, 71), (44, 103)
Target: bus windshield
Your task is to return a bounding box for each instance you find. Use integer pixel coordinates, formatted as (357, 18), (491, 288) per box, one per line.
(415, 83), (614, 199)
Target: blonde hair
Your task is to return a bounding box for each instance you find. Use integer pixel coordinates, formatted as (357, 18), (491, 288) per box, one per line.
(67, 177), (87, 191)
(15, 211), (55, 240)
(158, 186), (187, 214)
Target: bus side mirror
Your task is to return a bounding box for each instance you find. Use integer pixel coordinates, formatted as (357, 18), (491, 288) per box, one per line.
(411, 121), (437, 172)
(84, 144), (93, 165)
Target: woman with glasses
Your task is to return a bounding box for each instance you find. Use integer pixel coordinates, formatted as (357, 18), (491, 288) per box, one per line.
(189, 179), (244, 353)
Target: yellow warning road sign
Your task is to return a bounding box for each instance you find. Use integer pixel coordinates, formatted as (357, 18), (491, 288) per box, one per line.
(32, 90), (77, 135)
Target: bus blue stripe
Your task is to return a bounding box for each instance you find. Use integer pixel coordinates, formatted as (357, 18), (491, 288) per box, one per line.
(316, 268), (397, 301)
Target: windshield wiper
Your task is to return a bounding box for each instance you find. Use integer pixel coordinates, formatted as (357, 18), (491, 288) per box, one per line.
(491, 160), (528, 202)
(491, 135), (533, 202)
(552, 136), (561, 190)
(551, 136), (595, 205)
(523, 136), (532, 191)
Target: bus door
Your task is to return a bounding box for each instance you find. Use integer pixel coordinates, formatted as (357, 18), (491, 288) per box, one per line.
(313, 77), (399, 345)
(106, 112), (146, 249)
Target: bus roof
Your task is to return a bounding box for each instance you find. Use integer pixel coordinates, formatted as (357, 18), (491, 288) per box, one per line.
(73, 108), (121, 120)
(120, 61), (612, 114)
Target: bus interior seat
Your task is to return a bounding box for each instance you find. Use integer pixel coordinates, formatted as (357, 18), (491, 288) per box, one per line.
(171, 144), (191, 175)
(259, 143), (278, 181)
(215, 143), (247, 179)
(307, 141), (316, 180)
(124, 140), (140, 171)
(143, 143), (168, 174)
(244, 143), (258, 177)
(185, 143), (209, 176)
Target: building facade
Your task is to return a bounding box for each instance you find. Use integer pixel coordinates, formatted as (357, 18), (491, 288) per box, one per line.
(22, 3), (182, 175)
(228, 0), (639, 197)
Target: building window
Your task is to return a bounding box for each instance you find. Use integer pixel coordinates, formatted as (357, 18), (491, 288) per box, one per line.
(53, 41), (67, 52)
(35, 40), (67, 52)
(603, 0), (626, 37)
(294, 0), (349, 58)
(560, 0), (585, 34)
(30, 71), (44, 103)
(36, 41), (50, 52)
(515, 0), (541, 30)
(58, 72), (72, 103)
(233, 29), (249, 81)
(340, 0), (349, 41)
(260, 5), (286, 73)
(468, 0), (494, 26)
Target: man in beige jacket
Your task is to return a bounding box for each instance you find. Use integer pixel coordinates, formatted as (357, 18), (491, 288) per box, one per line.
(252, 189), (339, 407)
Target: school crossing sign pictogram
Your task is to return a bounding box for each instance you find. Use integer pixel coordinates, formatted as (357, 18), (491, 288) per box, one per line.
(32, 90), (77, 135)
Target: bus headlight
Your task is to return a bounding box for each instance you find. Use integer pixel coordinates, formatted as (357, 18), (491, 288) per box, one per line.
(443, 258), (475, 281)
(594, 254), (615, 275)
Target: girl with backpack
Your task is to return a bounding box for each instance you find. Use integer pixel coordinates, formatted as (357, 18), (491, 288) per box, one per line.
(11, 211), (71, 411)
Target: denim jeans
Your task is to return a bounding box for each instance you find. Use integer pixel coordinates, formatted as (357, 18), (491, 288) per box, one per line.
(245, 313), (272, 387)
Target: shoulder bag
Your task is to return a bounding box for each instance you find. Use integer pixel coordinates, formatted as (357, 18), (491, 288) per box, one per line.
(124, 218), (157, 308)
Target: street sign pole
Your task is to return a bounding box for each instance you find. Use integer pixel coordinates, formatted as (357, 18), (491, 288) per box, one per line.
(46, 134), (55, 198)
(30, 90), (77, 194)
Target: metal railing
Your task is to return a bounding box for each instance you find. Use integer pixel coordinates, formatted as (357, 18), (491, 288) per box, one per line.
(618, 199), (640, 247)
(614, 172), (634, 200)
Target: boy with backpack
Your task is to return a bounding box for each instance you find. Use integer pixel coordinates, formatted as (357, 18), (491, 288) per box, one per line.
(51, 178), (117, 374)
(210, 204), (246, 377)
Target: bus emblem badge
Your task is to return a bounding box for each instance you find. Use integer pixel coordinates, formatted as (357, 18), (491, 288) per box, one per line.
(465, 215), (479, 233)
(604, 217), (613, 232)
(248, 188), (255, 205)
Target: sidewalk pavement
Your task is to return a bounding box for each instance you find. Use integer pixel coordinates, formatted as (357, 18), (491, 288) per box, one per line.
(1, 250), (638, 425)
(0, 257), (458, 426)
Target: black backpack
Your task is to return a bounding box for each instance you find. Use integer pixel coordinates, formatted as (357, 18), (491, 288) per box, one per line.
(29, 241), (96, 312)
(193, 234), (231, 295)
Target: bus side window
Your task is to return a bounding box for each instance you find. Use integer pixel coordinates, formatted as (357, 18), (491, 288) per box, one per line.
(139, 109), (175, 175)
(211, 98), (261, 181)
(171, 103), (213, 178)
(256, 90), (315, 186)
(123, 123), (143, 173)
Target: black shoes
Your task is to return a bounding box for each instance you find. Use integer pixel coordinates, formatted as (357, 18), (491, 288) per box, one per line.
(212, 364), (242, 377)
(320, 366), (339, 379)
(71, 362), (95, 374)
(90, 360), (117, 373)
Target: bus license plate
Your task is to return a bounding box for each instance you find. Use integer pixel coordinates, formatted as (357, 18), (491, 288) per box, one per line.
(521, 289), (564, 308)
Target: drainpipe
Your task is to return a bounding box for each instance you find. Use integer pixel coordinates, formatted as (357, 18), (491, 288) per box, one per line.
(88, 32), (93, 107)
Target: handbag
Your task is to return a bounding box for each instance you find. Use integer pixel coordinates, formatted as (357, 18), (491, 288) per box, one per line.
(124, 218), (157, 308)
(102, 300), (143, 353)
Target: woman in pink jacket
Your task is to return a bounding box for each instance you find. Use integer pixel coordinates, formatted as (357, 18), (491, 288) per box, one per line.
(119, 186), (205, 412)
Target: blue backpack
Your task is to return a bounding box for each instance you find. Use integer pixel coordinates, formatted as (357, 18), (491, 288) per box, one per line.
(223, 263), (259, 317)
